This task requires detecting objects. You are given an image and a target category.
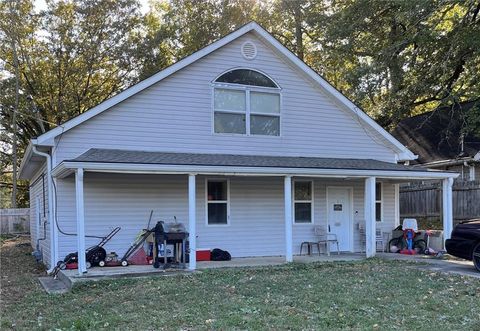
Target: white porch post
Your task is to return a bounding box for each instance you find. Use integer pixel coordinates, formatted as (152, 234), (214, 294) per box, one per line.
(364, 177), (376, 258)
(188, 174), (196, 270)
(284, 176), (293, 262)
(442, 177), (454, 244)
(75, 168), (87, 274)
(394, 184), (400, 228)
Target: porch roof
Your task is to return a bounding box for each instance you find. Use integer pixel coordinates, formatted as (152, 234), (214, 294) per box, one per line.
(52, 148), (458, 180)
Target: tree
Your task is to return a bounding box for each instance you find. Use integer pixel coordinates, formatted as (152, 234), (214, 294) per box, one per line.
(317, 0), (480, 129)
(137, 0), (265, 80)
(1, 0), (479, 207)
(0, 0), (144, 207)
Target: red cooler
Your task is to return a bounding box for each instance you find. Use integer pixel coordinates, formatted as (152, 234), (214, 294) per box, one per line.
(196, 248), (211, 261)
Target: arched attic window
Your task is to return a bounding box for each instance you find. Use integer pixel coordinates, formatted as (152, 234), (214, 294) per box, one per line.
(213, 69), (281, 136)
(215, 69), (278, 88)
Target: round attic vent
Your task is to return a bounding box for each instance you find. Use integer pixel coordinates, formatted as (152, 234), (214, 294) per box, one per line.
(241, 41), (257, 60)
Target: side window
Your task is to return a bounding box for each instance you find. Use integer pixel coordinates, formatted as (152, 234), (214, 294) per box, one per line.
(206, 179), (229, 225)
(375, 182), (382, 222)
(294, 181), (313, 224)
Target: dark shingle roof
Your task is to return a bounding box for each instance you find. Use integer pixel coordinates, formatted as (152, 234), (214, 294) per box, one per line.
(68, 148), (430, 172)
(391, 101), (480, 164)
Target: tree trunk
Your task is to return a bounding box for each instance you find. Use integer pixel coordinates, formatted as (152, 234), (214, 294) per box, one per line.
(293, 5), (304, 61)
(10, 7), (19, 209)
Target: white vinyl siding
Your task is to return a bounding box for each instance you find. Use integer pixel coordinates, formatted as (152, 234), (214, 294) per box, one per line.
(28, 165), (51, 267)
(53, 32), (397, 165)
(53, 174), (398, 260)
(46, 31), (401, 262)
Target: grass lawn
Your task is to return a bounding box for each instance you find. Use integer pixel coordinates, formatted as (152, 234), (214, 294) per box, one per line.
(1, 237), (480, 330)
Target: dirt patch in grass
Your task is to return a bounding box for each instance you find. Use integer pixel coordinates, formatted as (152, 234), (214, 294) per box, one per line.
(0, 236), (45, 309)
(1, 237), (480, 330)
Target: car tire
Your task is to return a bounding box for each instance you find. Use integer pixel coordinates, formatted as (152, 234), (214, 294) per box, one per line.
(473, 242), (480, 272)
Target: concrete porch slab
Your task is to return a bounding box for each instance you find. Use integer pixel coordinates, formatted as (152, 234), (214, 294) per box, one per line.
(57, 253), (367, 287)
(59, 264), (193, 287)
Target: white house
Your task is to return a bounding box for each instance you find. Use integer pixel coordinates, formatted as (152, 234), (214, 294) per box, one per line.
(19, 22), (458, 274)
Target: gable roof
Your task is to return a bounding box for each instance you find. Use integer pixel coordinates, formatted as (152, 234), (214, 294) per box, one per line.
(33, 21), (415, 160)
(392, 101), (480, 164)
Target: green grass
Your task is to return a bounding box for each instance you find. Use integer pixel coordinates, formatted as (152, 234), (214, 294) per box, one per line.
(1, 238), (480, 330)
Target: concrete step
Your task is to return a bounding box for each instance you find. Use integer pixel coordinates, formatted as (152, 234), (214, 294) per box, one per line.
(38, 276), (71, 294)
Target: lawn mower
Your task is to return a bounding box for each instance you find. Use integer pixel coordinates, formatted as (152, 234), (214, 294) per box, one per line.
(51, 226), (121, 277)
(99, 210), (155, 267)
(99, 227), (154, 267)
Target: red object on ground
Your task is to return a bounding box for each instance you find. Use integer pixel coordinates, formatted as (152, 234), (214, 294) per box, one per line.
(127, 247), (149, 265)
(400, 249), (417, 255)
(146, 256), (153, 264)
(196, 249), (211, 261)
(65, 262), (78, 269)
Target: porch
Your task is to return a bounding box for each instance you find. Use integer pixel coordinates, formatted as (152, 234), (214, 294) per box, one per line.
(51, 149), (458, 275)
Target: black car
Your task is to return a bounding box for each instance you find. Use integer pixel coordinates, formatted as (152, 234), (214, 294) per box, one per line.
(445, 219), (480, 272)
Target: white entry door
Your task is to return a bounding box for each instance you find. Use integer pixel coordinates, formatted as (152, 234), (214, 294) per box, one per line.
(327, 188), (352, 252)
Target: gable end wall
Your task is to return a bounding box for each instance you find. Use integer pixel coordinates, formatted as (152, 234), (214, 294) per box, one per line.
(52, 32), (397, 165)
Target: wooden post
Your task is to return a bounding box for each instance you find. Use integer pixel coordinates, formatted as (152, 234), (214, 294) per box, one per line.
(75, 168), (87, 274)
(364, 177), (376, 258)
(284, 176), (293, 262)
(188, 174), (196, 270)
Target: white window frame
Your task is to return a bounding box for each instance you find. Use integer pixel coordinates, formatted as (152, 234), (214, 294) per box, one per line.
(375, 182), (383, 222)
(205, 178), (230, 226)
(293, 180), (314, 225)
(211, 71), (282, 137)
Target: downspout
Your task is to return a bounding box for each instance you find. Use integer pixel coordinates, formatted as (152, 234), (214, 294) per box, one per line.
(32, 145), (57, 273)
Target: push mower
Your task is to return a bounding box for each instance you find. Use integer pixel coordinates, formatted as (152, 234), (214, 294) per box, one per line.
(51, 226), (121, 277)
(99, 210), (155, 267)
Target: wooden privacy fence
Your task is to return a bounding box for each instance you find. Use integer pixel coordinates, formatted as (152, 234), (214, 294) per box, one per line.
(400, 180), (480, 222)
(0, 208), (30, 234)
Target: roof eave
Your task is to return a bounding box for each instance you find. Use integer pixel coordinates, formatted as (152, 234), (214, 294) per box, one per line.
(18, 141), (33, 180)
(52, 161), (459, 180)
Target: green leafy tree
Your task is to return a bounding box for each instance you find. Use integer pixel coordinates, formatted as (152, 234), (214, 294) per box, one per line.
(0, 0), (144, 207)
(317, 0), (480, 128)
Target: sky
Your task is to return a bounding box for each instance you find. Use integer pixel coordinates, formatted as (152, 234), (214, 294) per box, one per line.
(34, 0), (151, 14)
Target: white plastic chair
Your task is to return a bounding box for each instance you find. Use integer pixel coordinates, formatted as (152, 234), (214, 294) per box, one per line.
(314, 226), (340, 256)
(359, 225), (389, 252)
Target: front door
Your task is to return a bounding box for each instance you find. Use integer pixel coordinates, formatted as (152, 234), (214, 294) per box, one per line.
(327, 187), (352, 252)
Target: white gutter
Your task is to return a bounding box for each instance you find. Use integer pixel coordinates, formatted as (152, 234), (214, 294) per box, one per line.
(31, 145), (58, 272)
(53, 161), (459, 180)
(422, 157), (478, 168)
